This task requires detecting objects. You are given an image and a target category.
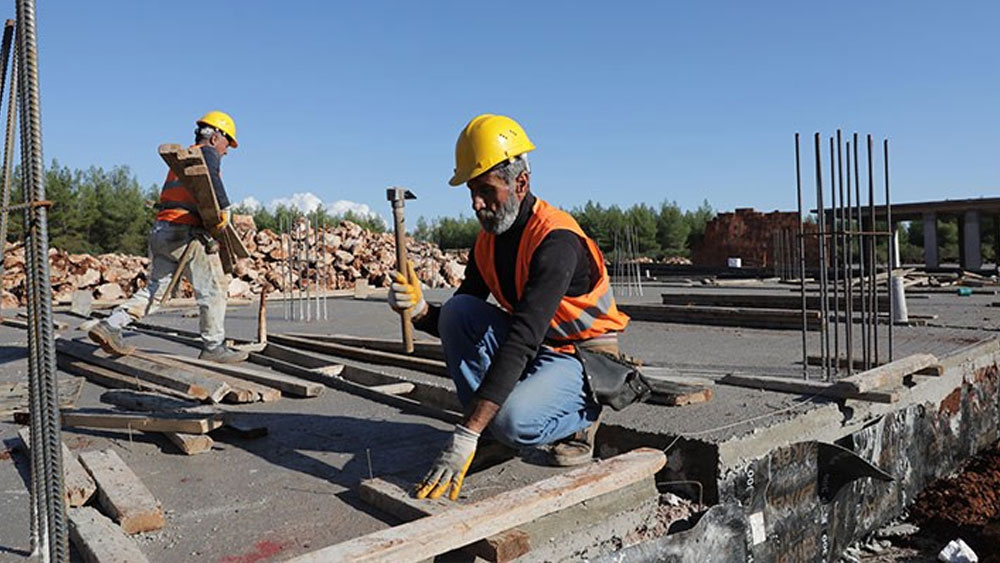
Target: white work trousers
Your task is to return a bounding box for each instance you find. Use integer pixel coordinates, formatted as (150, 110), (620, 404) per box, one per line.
(106, 221), (227, 349)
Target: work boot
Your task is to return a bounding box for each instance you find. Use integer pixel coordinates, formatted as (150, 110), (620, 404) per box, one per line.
(198, 345), (249, 364)
(87, 320), (135, 356)
(546, 416), (601, 467)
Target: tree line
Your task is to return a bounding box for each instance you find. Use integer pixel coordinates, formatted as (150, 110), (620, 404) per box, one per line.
(413, 199), (717, 258)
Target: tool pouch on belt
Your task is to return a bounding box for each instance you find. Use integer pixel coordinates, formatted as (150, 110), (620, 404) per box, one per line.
(574, 345), (652, 411)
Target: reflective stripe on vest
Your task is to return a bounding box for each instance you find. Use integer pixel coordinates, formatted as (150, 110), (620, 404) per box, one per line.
(473, 197), (630, 346)
(155, 146), (203, 225)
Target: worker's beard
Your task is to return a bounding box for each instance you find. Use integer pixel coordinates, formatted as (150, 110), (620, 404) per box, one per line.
(477, 192), (521, 235)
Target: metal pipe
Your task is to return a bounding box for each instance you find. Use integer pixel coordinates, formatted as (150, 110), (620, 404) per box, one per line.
(867, 135), (878, 366)
(884, 138), (894, 361)
(853, 133), (867, 369)
(17, 0), (68, 557)
(795, 133), (807, 378)
(814, 133), (830, 380)
(829, 136), (839, 375)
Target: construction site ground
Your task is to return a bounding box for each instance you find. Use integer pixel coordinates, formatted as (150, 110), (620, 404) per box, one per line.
(1, 279), (999, 561)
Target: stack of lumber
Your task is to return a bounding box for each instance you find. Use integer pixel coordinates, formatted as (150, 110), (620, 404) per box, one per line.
(0, 215), (467, 307)
(14, 433), (162, 561)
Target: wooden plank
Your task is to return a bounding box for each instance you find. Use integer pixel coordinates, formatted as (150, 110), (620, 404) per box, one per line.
(61, 408), (224, 434)
(79, 449), (165, 534)
(719, 373), (900, 403)
(17, 428), (97, 507)
(287, 448), (666, 563)
(99, 390), (200, 412)
(164, 432), (214, 455)
(805, 355), (944, 376)
(359, 477), (531, 562)
(618, 303), (820, 330)
(129, 351), (277, 403)
(939, 338), (1000, 371)
(57, 339), (229, 402)
(367, 382), (415, 395)
(57, 356), (197, 401)
(661, 292), (895, 310)
(270, 333), (450, 377)
(258, 343), (463, 413)
(831, 353), (941, 394)
(249, 352), (461, 424)
(0, 376), (83, 416)
(286, 333), (446, 361)
(68, 506), (150, 563)
(162, 353), (322, 397)
(644, 377), (714, 406)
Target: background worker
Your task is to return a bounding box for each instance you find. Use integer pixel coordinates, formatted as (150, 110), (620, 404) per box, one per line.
(88, 111), (248, 363)
(388, 114), (630, 500)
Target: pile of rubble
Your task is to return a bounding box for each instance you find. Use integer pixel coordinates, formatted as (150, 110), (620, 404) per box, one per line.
(1, 216), (467, 308)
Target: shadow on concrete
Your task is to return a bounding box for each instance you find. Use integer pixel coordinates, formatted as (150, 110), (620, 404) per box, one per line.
(0, 345), (28, 366)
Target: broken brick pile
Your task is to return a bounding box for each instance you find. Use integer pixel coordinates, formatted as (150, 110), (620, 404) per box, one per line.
(0, 216), (467, 308)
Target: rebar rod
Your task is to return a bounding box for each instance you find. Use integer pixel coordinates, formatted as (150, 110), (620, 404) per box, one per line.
(845, 141), (854, 376)
(290, 218), (298, 321)
(829, 136), (839, 376)
(814, 133), (830, 381)
(17, 0), (67, 557)
(884, 138), (894, 361)
(867, 134), (878, 366)
(837, 130), (849, 377)
(853, 133), (868, 369)
(795, 133), (807, 378)
(313, 219), (320, 317)
(0, 19), (14, 319)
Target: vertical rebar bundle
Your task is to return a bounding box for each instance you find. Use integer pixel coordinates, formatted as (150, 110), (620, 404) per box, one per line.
(17, 0), (68, 558)
(795, 131), (895, 381)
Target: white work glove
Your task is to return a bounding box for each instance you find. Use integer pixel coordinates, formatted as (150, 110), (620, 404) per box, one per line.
(415, 425), (479, 501)
(388, 261), (426, 316)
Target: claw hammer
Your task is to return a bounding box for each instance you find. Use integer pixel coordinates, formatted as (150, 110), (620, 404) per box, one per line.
(387, 187), (416, 354)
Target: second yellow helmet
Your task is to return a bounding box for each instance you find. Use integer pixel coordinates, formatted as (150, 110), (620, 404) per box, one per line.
(449, 114), (535, 186)
(197, 110), (238, 148)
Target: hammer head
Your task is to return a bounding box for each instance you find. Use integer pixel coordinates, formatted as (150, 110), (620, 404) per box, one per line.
(386, 187), (416, 204)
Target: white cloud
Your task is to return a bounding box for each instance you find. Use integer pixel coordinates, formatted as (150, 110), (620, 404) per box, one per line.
(237, 192), (386, 227)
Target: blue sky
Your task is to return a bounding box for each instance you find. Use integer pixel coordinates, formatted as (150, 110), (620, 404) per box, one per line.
(33, 1), (1000, 225)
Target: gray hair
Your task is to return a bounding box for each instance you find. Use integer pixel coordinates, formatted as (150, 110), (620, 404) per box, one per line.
(194, 125), (220, 144)
(488, 154), (530, 188)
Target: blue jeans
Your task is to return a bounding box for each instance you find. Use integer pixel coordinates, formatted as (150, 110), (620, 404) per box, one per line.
(438, 294), (600, 448)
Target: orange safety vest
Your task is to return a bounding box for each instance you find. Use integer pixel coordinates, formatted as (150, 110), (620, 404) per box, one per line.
(473, 197), (630, 353)
(155, 144), (202, 226)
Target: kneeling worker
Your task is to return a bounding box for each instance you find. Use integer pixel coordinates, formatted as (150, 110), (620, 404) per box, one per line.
(388, 114), (630, 500)
(88, 111), (247, 363)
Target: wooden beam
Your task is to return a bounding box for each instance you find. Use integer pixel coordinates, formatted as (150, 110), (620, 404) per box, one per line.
(618, 303), (820, 330)
(164, 432), (214, 455)
(1, 376), (83, 417)
(57, 339), (230, 402)
(79, 449), (165, 534)
(162, 353), (323, 397)
(258, 343), (462, 413)
(270, 333), (449, 377)
(129, 353), (280, 403)
(61, 408), (225, 434)
(68, 506), (150, 563)
(99, 390), (201, 412)
(17, 428), (96, 507)
(366, 382), (415, 395)
(831, 353), (941, 394)
(719, 373), (900, 403)
(57, 356), (197, 401)
(250, 352), (461, 424)
(286, 448), (666, 563)
(359, 477), (530, 562)
(805, 355), (943, 376)
(285, 333), (446, 361)
(661, 292), (894, 310)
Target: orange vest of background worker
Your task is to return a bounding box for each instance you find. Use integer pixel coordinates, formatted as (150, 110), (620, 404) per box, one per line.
(88, 111), (248, 364)
(473, 197), (629, 353)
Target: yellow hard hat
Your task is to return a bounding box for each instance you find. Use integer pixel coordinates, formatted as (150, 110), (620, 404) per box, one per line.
(449, 114), (535, 186)
(196, 110), (238, 148)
